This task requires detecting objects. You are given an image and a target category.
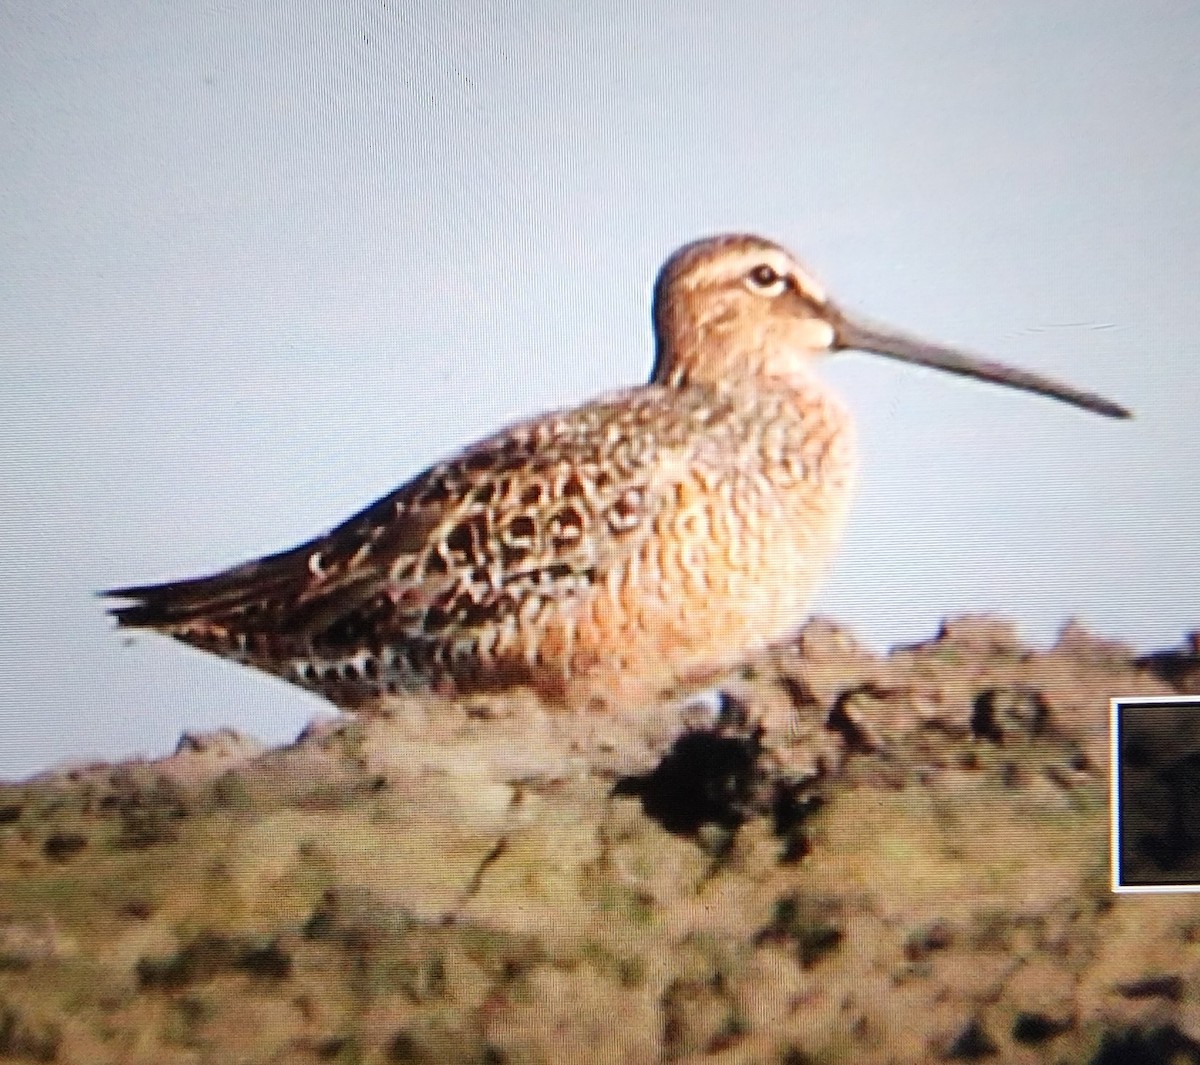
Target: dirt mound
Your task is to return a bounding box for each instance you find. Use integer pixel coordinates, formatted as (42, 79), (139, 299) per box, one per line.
(2, 616), (1198, 1064)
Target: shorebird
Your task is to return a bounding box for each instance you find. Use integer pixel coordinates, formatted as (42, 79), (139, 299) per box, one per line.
(104, 235), (1129, 713)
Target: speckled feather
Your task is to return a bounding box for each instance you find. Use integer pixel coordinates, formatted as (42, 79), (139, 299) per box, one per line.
(107, 375), (852, 709)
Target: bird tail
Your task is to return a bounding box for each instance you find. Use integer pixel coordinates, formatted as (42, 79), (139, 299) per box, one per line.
(101, 549), (311, 632)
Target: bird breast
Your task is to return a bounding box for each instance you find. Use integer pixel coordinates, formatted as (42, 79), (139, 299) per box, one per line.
(686, 377), (857, 642)
(555, 376), (858, 709)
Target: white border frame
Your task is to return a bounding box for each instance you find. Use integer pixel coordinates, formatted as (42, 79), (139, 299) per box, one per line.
(1110, 695), (1200, 894)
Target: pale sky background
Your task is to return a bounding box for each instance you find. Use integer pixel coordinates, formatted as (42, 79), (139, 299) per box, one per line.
(2, 1), (1197, 778)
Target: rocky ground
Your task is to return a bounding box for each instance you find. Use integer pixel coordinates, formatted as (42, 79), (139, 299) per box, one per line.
(2, 617), (1199, 1064)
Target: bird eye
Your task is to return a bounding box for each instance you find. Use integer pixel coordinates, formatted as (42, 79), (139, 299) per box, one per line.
(746, 263), (789, 296)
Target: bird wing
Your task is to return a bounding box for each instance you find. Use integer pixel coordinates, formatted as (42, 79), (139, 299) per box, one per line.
(103, 387), (701, 655)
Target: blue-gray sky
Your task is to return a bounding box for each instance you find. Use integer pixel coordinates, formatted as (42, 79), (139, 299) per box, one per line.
(3, 1), (1197, 777)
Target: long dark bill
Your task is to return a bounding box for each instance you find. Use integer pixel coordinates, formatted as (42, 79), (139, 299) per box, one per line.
(834, 313), (1131, 419)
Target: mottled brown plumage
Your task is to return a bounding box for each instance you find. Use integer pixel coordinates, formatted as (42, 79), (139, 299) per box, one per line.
(105, 235), (1128, 711)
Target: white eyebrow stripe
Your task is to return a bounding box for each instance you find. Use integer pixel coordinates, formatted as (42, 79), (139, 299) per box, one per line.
(791, 271), (827, 305)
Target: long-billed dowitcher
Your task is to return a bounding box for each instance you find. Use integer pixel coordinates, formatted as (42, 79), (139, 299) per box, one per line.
(104, 235), (1129, 712)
